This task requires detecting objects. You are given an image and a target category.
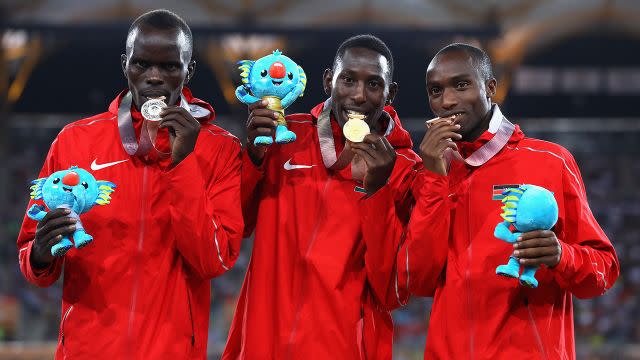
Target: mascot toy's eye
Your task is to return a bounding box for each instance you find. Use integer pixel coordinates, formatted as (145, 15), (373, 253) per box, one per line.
(53, 178), (60, 184)
(260, 69), (267, 77)
(82, 181), (88, 189)
(287, 72), (293, 80)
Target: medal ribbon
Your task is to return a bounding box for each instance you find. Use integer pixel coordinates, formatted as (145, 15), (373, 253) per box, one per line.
(317, 99), (354, 170)
(445, 113), (516, 167)
(317, 99), (394, 178)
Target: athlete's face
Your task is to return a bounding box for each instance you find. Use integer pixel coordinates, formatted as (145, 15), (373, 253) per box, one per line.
(121, 25), (195, 109)
(323, 47), (397, 132)
(426, 50), (496, 142)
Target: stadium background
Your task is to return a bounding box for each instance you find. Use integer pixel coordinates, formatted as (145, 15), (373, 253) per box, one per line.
(1, 0), (639, 358)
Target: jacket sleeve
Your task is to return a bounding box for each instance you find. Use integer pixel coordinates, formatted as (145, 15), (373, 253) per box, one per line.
(168, 135), (244, 280)
(360, 179), (410, 310)
(361, 159), (450, 309)
(239, 147), (267, 238)
(398, 170), (451, 299)
(17, 136), (65, 287)
(551, 150), (620, 299)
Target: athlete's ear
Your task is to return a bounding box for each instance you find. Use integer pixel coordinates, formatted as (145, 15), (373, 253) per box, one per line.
(323, 68), (333, 97)
(121, 54), (128, 79)
(185, 60), (196, 84)
(386, 82), (398, 105)
(486, 78), (497, 98)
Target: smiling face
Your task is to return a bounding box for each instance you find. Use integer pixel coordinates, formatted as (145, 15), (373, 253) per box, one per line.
(324, 47), (397, 133)
(248, 52), (303, 100)
(426, 49), (496, 142)
(121, 24), (194, 109)
(42, 168), (99, 214)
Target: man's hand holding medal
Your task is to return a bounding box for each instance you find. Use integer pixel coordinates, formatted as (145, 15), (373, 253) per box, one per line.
(419, 114), (462, 176)
(346, 110), (397, 196)
(140, 95), (201, 166)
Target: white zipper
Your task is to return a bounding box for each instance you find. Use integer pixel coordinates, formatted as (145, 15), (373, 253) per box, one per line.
(285, 177), (331, 359)
(60, 304), (74, 346)
(357, 307), (367, 360)
(126, 165), (148, 356)
(525, 297), (548, 359)
(465, 176), (475, 360)
(187, 288), (195, 347)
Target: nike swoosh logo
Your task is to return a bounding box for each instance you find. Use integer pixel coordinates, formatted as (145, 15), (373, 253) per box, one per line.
(90, 158), (129, 171)
(283, 158), (316, 170)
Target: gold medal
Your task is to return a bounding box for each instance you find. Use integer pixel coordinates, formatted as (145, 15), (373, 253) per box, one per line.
(343, 111), (369, 142)
(262, 95), (285, 124)
(141, 97), (167, 121)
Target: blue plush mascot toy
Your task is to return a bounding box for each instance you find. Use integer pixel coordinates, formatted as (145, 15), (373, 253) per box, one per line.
(27, 166), (116, 257)
(495, 184), (558, 288)
(236, 50), (307, 146)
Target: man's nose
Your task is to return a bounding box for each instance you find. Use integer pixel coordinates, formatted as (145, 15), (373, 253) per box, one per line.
(145, 66), (164, 85)
(352, 82), (366, 104)
(441, 88), (458, 110)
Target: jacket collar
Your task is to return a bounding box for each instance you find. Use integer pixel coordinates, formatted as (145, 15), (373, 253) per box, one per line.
(453, 104), (524, 166)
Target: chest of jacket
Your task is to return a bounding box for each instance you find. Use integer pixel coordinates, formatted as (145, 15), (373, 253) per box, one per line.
(445, 145), (568, 287)
(52, 121), (223, 265)
(257, 130), (369, 277)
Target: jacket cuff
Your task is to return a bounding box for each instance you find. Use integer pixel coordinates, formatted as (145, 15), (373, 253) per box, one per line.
(551, 240), (571, 275)
(24, 241), (62, 281)
(550, 240), (578, 291)
(360, 184), (394, 216)
(413, 169), (449, 199)
(242, 147), (265, 176)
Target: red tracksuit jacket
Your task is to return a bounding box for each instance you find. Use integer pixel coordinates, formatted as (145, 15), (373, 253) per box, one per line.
(17, 89), (243, 359)
(223, 102), (421, 360)
(368, 107), (620, 359)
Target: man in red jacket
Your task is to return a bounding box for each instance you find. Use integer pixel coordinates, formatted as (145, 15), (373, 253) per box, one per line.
(222, 35), (421, 359)
(369, 43), (620, 359)
(16, 9), (243, 359)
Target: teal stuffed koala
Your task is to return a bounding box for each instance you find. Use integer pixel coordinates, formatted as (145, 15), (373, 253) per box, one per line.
(236, 50), (307, 146)
(28, 166), (116, 257)
(495, 184), (558, 288)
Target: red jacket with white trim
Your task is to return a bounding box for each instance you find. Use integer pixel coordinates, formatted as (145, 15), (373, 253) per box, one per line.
(223, 102), (421, 360)
(17, 88), (243, 359)
(368, 112), (619, 359)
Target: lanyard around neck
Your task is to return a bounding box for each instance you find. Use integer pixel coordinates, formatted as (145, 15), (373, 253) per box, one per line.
(446, 115), (516, 167)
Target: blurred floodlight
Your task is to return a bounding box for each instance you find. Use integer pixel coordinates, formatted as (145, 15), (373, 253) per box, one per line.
(2, 29), (28, 51)
(514, 67), (555, 94)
